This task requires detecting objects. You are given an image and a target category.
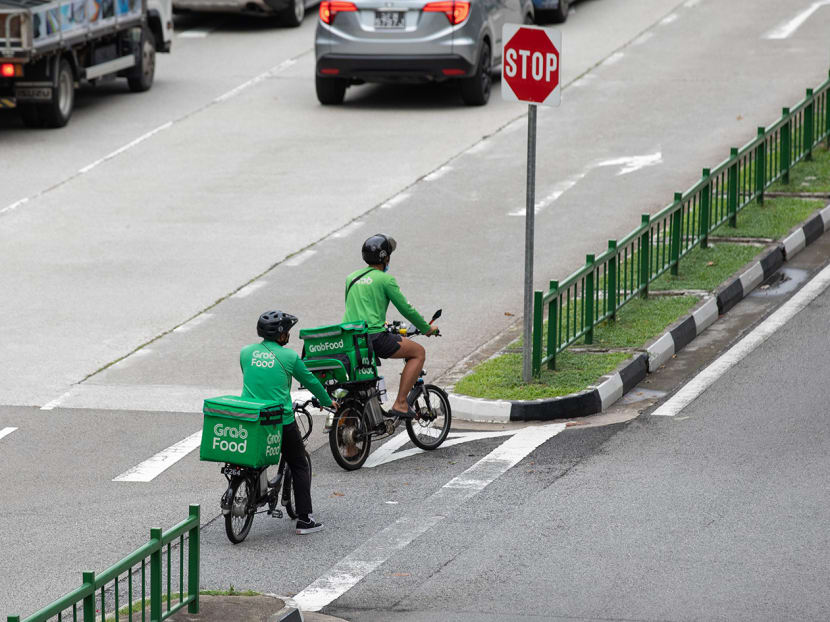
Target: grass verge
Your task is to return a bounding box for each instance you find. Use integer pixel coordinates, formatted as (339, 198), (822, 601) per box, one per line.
(651, 243), (763, 291)
(769, 145), (830, 193)
(714, 196), (825, 239)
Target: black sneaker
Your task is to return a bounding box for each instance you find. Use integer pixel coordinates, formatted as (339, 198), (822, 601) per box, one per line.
(296, 516), (324, 535)
(386, 406), (416, 419)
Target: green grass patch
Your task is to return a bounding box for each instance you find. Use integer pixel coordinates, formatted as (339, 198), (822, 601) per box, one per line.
(590, 295), (698, 347)
(454, 350), (631, 400)
(651, 243), (761, 291)
(769, 144), (830, 193)
(714, 196), (825, 239)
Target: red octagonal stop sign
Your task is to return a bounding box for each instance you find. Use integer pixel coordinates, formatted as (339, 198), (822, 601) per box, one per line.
(501, 24), (561, 106)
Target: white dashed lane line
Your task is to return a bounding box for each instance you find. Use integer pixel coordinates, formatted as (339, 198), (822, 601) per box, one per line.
(0, 427), (18, 442)
(113, 431), (203, 482)
(293, 423), (566, 612)
(764, 0), (830, 40)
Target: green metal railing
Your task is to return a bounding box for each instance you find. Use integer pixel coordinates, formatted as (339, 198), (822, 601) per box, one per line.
(8, 506), (200, 622)
(532, 69), (830, 376)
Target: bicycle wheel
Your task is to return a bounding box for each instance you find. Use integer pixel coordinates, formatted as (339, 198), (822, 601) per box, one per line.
(329, 401), (372, 470)
(224, 476), (255, 544)
(406, 384), (452, 450)
(282, 450), (312, 520)
(294, 408), (313, 442)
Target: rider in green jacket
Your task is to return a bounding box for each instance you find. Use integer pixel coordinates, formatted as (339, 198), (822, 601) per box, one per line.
(240, 310), (336, 535)
(343, 234), (438, 418)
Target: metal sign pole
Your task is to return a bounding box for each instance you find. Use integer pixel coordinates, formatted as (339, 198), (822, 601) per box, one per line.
(522, 103), (537, 383)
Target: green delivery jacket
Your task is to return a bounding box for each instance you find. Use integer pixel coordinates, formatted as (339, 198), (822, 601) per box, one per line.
(240, 340), (332, 425)
(343, 267), (431, 335)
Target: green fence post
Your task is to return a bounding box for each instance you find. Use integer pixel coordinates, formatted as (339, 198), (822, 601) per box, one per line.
(700, 169), (711, 248)
(639, 215), (650, 298)
(727, 150), (739, 227)
(670, 193), (682, 275)
(546, 281), (558, 370)
(150, 528), (162, 622)
(826, 72), (830, 147)
(781, 108), (791, 184)
(532, 290), (543, 378)
(584, 255), (595, 345)
(805, 88), (815, 160)
(82, 572), (95, 622)
(755, 129), (766, 204)
(188, 505), (200, 614)
(606, 241), (617, 319)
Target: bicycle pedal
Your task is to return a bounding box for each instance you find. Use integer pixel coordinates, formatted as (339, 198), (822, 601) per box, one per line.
(270, 509), (283, 519)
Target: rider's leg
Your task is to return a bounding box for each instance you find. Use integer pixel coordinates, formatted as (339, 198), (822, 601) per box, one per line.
(387, 337), (425, 413)
(281, 422), (312, 517)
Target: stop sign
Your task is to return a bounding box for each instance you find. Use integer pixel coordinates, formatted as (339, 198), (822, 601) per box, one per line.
(501, 24), (561, 106)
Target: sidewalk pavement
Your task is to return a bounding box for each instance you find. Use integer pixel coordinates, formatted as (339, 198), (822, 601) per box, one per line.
(166, 595), (347, 622)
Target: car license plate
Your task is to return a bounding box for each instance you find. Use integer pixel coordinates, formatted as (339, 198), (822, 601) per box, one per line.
(374, 10), (405, 29)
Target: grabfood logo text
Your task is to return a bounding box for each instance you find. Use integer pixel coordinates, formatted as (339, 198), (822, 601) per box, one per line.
(251, 350), (275, 368)
(213, 424), (248, 453)
(265, 430), (281, 457)
(308, 339), (344, 354)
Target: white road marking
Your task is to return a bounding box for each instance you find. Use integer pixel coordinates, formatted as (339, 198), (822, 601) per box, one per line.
(660, 13), (678, 25)
(597, 151), (662, 176)
(633, 32), (654, 46)
(294, 423), (565, 611)
(424, 165), (452, 182)
(380, 192), (411, 209)
(652, 261), (830, 417)
(330, 220), (365, 239)
(173, 314), (213, 333)
(764, 0), (830, 39)
(1, 56), (302, 217)
(41, 389), (75, 411)
(0, 427), (18, 441)
(571, 74), (597, 89)
(232, 281), (269, 298)
(285, 250), (316, 267)
(213, 59), (297, 104)
(508, 173), (587, 217)
(79, 122), (173, 174)
(113, 431), (203, 482)
(684, 0), (701, 7)
(602, 52), (625, 66)
(178, 26), (216, 38)
(365, 430), (517, 468)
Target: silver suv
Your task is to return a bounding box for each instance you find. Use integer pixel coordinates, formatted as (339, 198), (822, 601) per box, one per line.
(314, 0), (533, 106)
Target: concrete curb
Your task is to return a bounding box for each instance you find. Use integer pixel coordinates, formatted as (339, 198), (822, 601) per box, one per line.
(450, 201), (830, 422)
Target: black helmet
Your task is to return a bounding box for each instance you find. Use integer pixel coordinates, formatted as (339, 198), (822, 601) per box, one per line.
(362, 234), (397, 265)
(257, 310), (298, 340)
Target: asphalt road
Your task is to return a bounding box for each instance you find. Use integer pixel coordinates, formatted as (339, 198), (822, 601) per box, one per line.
(2, 0), (830, 618)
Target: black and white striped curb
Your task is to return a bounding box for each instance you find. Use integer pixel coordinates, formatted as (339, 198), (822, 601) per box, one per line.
(450, 202), (830, 422)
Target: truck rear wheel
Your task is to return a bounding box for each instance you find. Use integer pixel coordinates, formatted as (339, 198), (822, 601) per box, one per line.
(40, 58), (75, 128)
(127, 29), (156, 93)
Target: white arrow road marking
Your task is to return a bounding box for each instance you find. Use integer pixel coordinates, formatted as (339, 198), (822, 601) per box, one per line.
(508, 152), (662, 216)
(113, 431), (202, 482)
(764, 0), (830, 39)
(364, 430), (517, 468)
(597, 151), (663, 176)
(0, 427), (18, 442)
(294, 423), (565, 612)
(653, 261), (830, 417)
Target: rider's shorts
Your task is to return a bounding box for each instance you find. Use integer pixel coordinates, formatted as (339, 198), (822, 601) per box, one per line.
(370, 332), (402, 358)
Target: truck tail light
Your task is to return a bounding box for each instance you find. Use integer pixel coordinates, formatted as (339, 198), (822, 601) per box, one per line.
(320, 1), (358, 24)
(1, 63), (20, 78)
(423, 1), (469, 24)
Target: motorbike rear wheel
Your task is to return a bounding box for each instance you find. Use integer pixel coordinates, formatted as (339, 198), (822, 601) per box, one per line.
(224, 476), (255, 544)
(329, 401), (372, 470)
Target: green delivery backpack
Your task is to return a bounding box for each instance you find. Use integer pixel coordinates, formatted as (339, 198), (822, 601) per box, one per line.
(199, 396), (283, 468)
(300, 321), (378, 384)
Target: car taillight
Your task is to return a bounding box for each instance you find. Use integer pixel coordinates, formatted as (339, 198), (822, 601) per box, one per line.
(1, 63), (18, 78)
(423, 0), (469, 24)
(319, 0), (358, 24)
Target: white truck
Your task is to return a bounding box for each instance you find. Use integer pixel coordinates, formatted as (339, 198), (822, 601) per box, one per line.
(0, 0), (172, 127)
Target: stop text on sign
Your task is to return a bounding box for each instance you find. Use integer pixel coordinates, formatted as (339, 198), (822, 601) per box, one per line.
(501, 24), (561, 107)
(504, 49), (558, 82)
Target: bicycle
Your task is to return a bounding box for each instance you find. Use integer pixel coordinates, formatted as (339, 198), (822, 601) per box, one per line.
(325, 310), (452, 471)
(220, 401), (314, 544)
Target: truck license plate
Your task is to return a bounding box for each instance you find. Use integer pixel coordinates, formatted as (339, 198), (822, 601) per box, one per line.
(15, 87), (52, 101)
(374, 10), (405, 29)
